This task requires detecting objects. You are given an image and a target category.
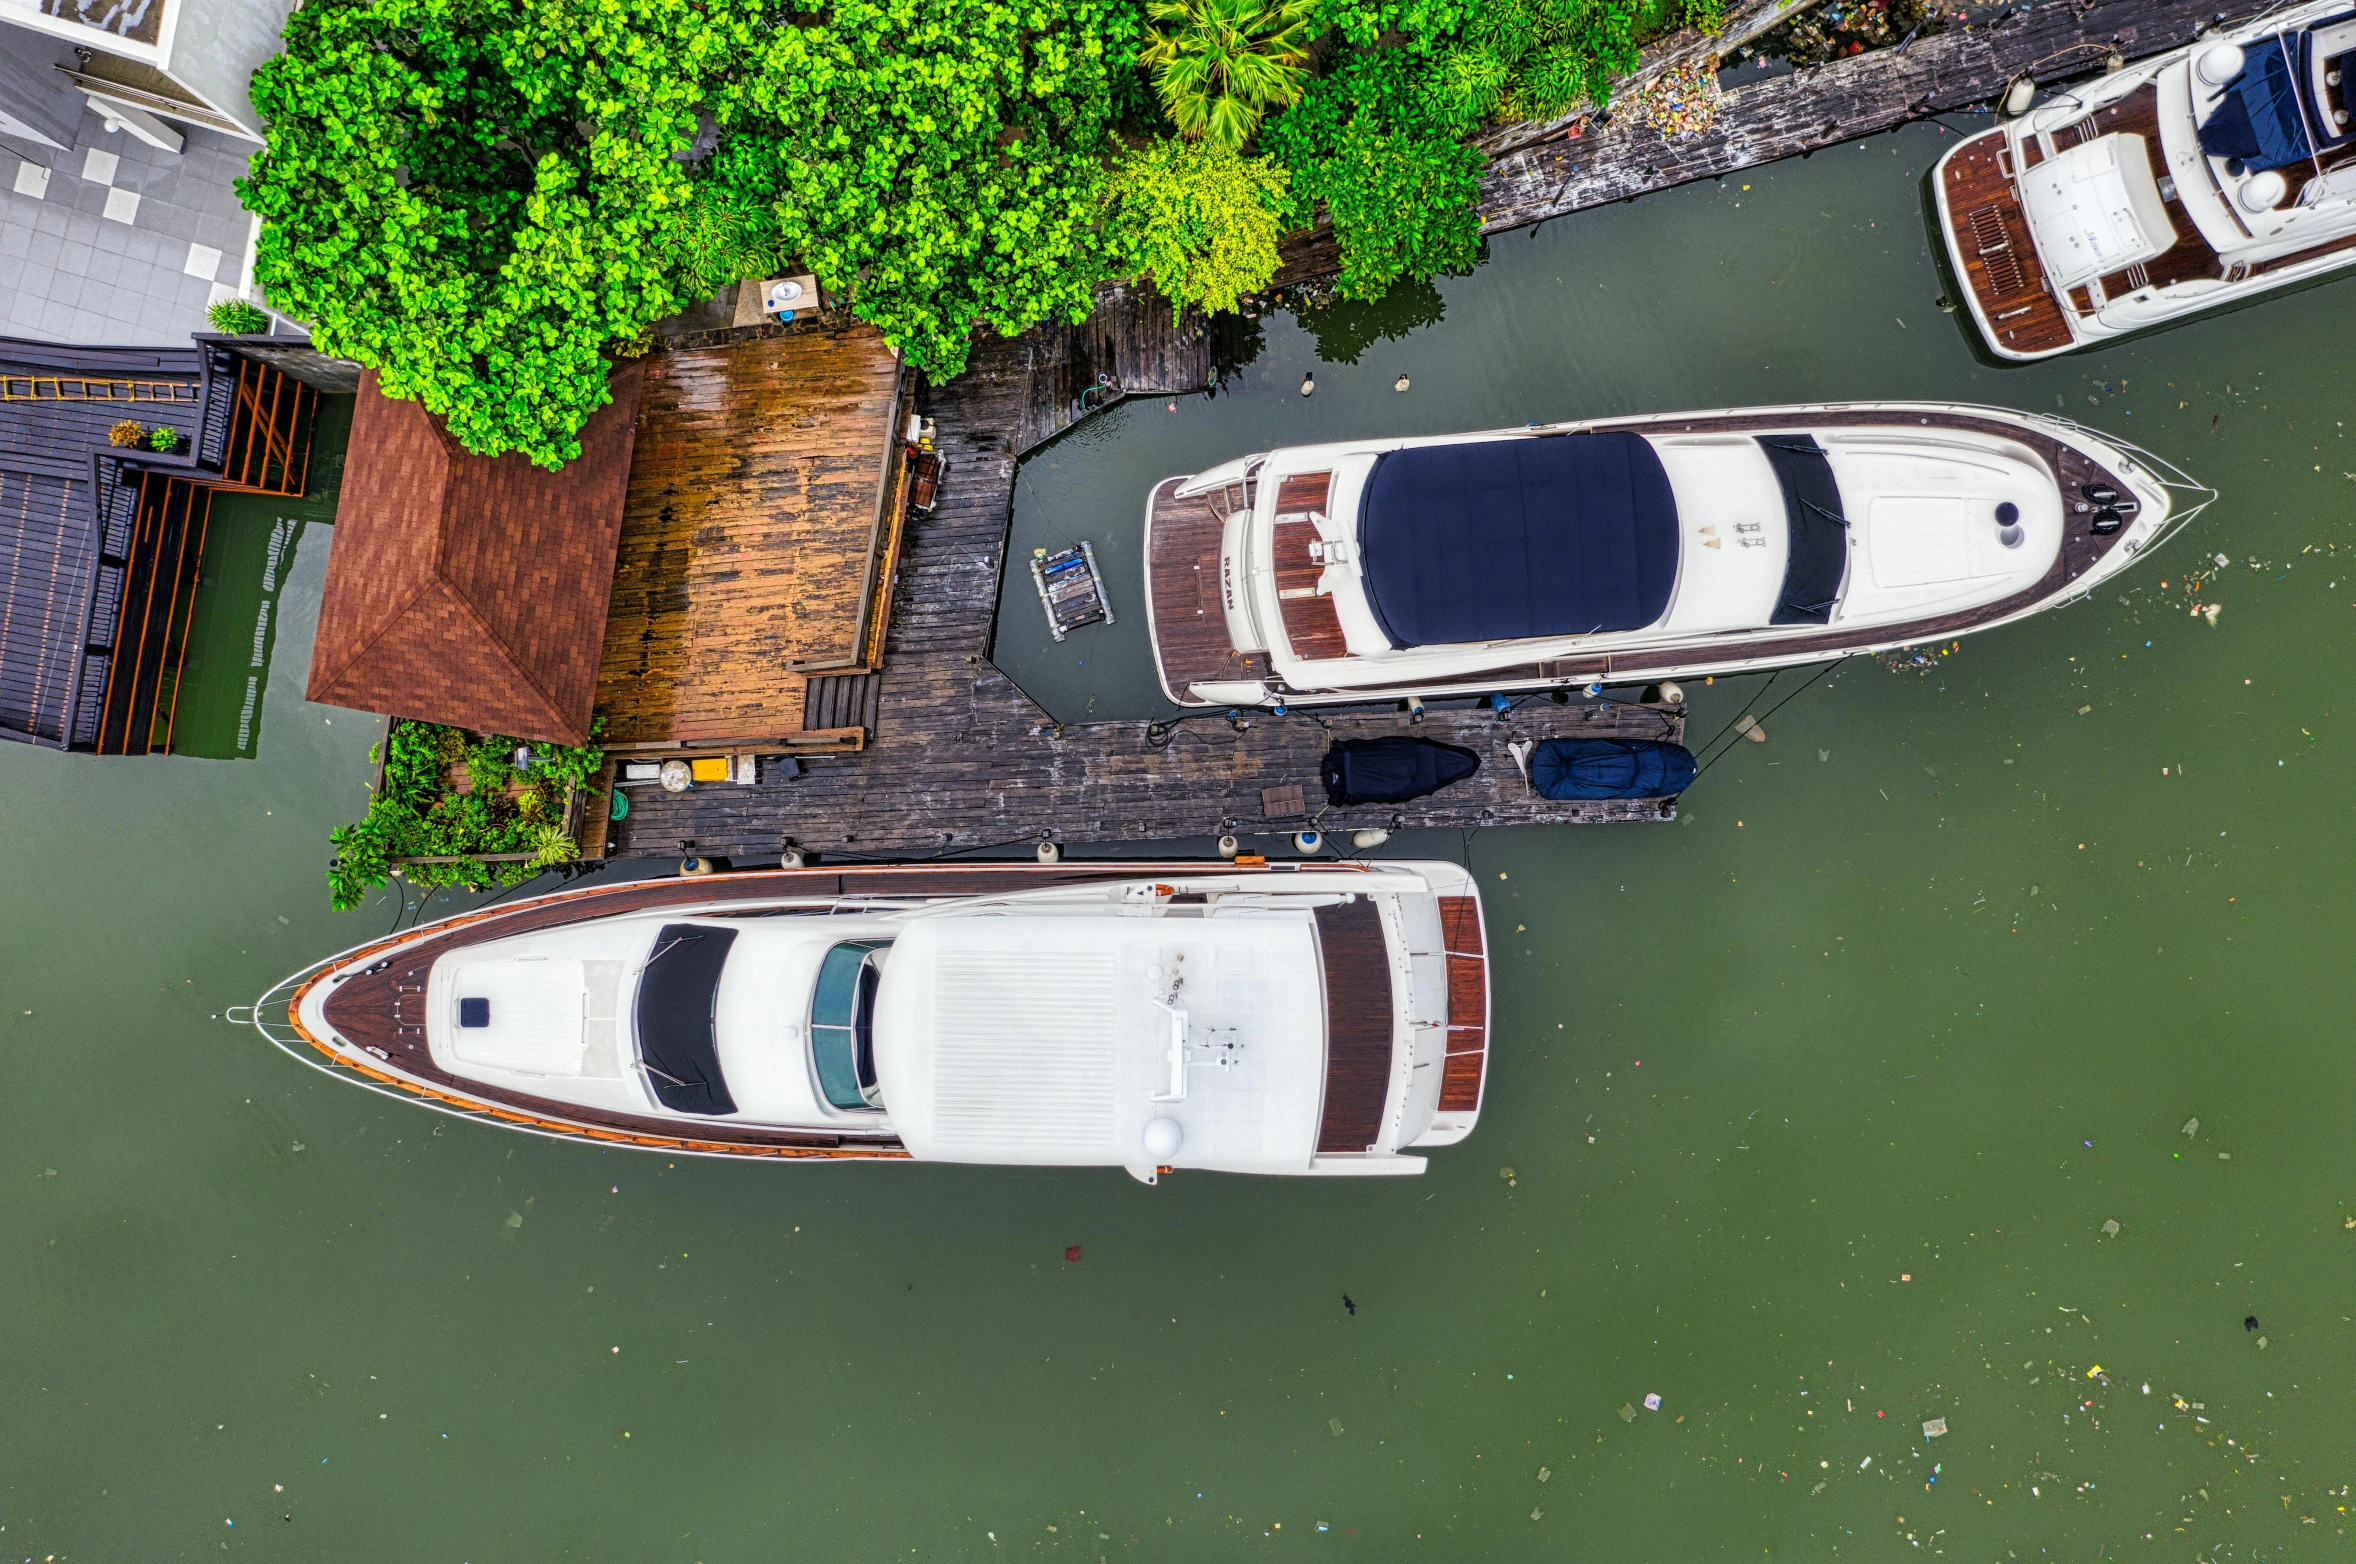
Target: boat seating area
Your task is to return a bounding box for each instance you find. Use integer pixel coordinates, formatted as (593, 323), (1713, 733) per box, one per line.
(0, 337), (322, 753)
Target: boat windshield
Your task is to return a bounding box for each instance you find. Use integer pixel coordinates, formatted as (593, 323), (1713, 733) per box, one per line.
(635, 924), (740, 1115)
(810, 941), (889, 1111)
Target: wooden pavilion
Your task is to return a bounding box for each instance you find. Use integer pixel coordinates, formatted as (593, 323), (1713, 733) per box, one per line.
(307, 319), (913, 756)
(0, 336), (322, 755)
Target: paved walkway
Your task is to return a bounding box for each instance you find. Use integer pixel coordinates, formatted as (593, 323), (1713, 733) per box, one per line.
(1, 104), (257, 344)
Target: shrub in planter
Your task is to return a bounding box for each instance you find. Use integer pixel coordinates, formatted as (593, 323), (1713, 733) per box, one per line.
(206, 298), (272, 335)
(147, 426), (183, 453)
(109, 419), (146, 447)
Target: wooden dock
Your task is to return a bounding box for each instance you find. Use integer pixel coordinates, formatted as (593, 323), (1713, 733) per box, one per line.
(608, 287), (1681, 862)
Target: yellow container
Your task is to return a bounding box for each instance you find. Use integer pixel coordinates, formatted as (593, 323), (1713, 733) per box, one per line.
(688, 757), (730, 783)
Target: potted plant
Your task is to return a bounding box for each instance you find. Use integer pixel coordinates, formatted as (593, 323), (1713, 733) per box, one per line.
(205, 298), (271, 335)
(147, 425), (185, 455)
(108, 418), (146, 447)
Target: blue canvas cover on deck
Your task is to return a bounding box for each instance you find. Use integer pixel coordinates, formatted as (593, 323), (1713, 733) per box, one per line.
(1356, 432), (1680, 649)
(2199, 30), (2351, 172)
(1528, 738), (1697, 800)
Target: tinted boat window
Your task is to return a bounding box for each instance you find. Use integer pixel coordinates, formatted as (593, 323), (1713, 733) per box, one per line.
(635, 924), (739, 1115)
(811, 941), (887, 1111)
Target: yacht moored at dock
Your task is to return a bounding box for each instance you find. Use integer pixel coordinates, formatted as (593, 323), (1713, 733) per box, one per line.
(243, 862), (1489, 1180)
(1143, 404), (2206, 709)
(1934, 2), (2356, 361)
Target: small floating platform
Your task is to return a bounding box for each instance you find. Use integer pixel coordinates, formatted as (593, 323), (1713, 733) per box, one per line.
(1031, 541), (1114, 641)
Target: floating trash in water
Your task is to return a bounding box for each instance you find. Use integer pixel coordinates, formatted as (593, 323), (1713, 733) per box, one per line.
(1735, 714), (1766, 742)
(1631, 61), (1722, 142)
(1500, 1166), (1517, 1186)
(1537, 1466), (1551, 1483)
(2183, 1117), (2200, 1136)
(1923, 1418), (1947, 1439)
(1644, 1393), (1663, 1411)
(1618, 1403), (1638, 1422)
(2102, 1219), (2121, 1237)
(1329, 1418), (1345, 1438)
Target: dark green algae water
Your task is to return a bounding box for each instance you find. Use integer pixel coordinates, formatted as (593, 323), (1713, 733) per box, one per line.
(7, 123), (2356, 1561)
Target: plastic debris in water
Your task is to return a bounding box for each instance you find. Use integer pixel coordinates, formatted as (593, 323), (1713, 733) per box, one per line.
(1618, 1403), (1638, 1422)
(1531, 1508), (1545, 1521)
(2102, 1219), (2121, 1237)
(1923, 1418), (1947, 1439)
(1861, 1456), (1873, 1470)
(1329, 1418), (1345, 1438)
(2182, 1118), (2200, 1136)
(1735, 714), (1766, 742)
(1064, 1246), (1081, 1262)
(1644, 1394), (1663, 1411)
(1537, 1466), (1551, 1483)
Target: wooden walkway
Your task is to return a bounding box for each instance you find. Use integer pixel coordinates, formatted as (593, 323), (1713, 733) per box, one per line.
(596, 324), (908, 746)
(608, 288), (1680, 861)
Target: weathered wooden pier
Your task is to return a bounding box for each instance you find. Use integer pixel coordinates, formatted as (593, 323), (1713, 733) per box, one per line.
(607, 0), (2256, 864)
(608, 288), (1682, 863)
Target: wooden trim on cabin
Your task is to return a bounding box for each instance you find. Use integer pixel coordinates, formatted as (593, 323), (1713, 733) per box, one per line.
(1437, 894), (1487, 1113)
(1313, 895), (1395, 1154)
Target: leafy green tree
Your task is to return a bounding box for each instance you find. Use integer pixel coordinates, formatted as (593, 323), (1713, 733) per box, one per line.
(1260, 49), (1485, 300)
(1105, 139), (1290, 318)
(1140, 0), (1315, 147)
(704, 0), (1142, 381)
(242, 0), (767, 468)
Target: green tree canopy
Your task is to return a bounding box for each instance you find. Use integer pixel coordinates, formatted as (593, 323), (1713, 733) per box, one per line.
(242, 0), (766, 467)
(1139, 0), (1313, 147)
(1105, 138), (1290, 317)
(707, 0), (1143, 381)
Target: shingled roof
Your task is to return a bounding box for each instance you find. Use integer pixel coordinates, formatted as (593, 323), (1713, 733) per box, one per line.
(307, 363), (644, 744)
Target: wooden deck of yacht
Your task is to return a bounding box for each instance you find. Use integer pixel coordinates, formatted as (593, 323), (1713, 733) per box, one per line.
(1939, 129), (2079, 357)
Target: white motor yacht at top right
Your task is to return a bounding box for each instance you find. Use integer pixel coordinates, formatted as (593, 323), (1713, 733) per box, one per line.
(1936, 1), (2356, 360)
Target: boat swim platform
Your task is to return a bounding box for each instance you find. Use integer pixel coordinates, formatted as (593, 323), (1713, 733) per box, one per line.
(593, 321), (912, 751)
(605, 287), (1681, 864)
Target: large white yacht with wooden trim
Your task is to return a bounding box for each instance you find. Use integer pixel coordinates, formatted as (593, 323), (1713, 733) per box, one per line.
(1143, 405), (2205, 709)
(244, 862), (1489, 1180)
(1935, 2), (2356, 361)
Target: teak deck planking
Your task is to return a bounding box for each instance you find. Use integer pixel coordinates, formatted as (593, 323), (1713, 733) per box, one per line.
(1270, 471), (1349, 662)
(1438, 894), (1487, 1114)
(595, 325), (905, 746)
(1143, 477), (1270, 702)
(1941, 131), (2078, 356)
(1313, 896), (1395, 1155)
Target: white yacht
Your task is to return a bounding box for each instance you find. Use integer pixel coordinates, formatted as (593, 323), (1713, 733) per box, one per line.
(243, 861), (1490, 1180)
(1935, 2), (2356, 360)
(1142, 404), (2204, 709)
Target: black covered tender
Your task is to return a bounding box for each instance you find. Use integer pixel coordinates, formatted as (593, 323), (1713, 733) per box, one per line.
(1356, 432), (1680, 648)
(634, 923), (739, 1116)
(1757, 436), (1850, 625)
(1321, 736), (1480, 805)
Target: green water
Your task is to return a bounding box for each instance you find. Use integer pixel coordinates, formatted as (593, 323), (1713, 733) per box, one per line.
(8, 124), (2356, 1559)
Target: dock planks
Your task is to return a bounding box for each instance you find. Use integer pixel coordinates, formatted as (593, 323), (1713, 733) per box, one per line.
(608, 303), (1683, 863)
(595, 325), (906, 745)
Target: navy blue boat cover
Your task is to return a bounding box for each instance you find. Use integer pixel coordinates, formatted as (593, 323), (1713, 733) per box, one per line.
(1528, 738), (1697, 800)
(2198, 29), (2352, 173)
(1757, 435), (1849, 625)
(1356, 432), (1680, 648)
(1321, 737), (1481, 805)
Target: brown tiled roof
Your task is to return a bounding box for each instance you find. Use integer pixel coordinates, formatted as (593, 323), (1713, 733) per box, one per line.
(307, 363), (644, 744)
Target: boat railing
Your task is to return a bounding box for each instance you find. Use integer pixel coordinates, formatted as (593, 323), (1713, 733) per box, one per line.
(2023, 409), (2219, 557)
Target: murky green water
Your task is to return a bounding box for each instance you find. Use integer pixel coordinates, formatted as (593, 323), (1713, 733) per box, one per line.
(8, 123), (2356, 1559)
